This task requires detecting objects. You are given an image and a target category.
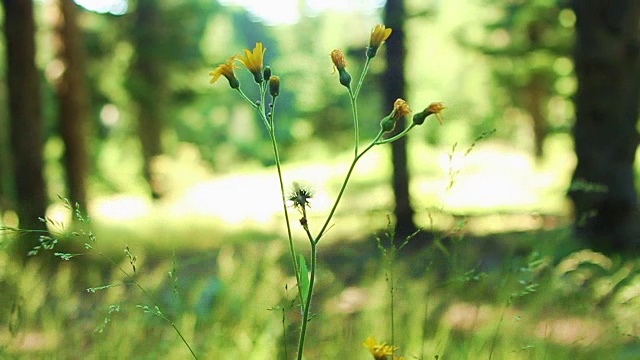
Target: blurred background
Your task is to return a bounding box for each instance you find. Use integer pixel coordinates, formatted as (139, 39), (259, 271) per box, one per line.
(0, 0), (639, 358)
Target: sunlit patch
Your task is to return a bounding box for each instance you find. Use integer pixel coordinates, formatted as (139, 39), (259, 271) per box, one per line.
(45, 203), (73, 231)
(91, 196), (151, 221)
(443, 301), (494, 331)
(74, 0), (128, 15)
(326, 286), (369, 314)
(535, 317), (603, 345)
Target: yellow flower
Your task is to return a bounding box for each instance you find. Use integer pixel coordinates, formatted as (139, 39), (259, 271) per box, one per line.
(363, 336), (397, 360)
(367, 24), (392, 58)
(237, 42), (266, 83)
(209, 56), (239, 89)
(392, 98), (411, 120)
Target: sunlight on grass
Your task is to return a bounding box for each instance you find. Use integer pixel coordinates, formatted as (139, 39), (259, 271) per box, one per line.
(83, 134), (576, 243)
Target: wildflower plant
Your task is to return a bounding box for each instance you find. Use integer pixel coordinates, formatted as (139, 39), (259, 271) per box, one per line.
(209, 25), (444, 359)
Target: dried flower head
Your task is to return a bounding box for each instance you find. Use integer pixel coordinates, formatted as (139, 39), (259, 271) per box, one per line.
(209, 56), (240, 89)
(288, 182), (313, 210)
(413, 102), (445, 125)
(426, 102), (445, 125)
(331, 49), (351, 89)
(331, 49), (348, 72)
(238, 42), (266, 83)
(391, 98), (411, 120)
(367, 24), (392, 58)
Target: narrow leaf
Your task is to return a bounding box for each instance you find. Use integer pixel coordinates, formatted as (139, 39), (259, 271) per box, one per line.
(298, 254), (310, 310)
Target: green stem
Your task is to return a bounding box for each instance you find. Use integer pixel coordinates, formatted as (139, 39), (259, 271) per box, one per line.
(354, 57), (372, 99)
(296, 240), (317, 360)
(314, 130), (383, 243)
(376, 123), (416, 145)
(268, 97), (303, 306)
(235, 88), (270, 130)
(389, 256), (395, 351)
(348, 87), (360, 155)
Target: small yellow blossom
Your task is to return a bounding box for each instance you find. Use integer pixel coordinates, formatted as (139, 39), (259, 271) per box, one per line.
(238, 42), (266, 83)
(330, 49), (348, 72)
(367, 24), (392, 58)
(209, 56), (239, 89)
(392, 98), (411, 120)
(363, 336), (397, 360)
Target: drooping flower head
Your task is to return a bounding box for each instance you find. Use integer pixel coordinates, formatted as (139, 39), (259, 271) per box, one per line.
(209, 56), (240, 89)
(331, 49), (348, 72)
(380, 98), (411, 133)
(330, 49), (352, 89)
(367, 24), (392, 58)
(391, 98), (411, 120)
(238, 42), (266, 83)
(413, 102), (445, 126)
(363, 336), (397, 360)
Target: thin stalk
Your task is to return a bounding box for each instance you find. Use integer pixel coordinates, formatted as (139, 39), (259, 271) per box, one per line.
(348, 88), (360, 155)
(296, 241), (317, 360)
(103, 252), (198, 359)
(375, 123), (416, 145)
(389, 257), (395, 350)
(314, 130), (383, 242)
(268, 97), (303, 306)
(354, 57), (372, 99)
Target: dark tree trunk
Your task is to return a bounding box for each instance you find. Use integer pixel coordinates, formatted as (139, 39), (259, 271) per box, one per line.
(128, 1), (165, 199)
(522, 73), (548, 159)
(2, 0), (49, 259)
(384, 0), (417, 238)
(569, 0), (640, 251)
(54, 0), (90, 208)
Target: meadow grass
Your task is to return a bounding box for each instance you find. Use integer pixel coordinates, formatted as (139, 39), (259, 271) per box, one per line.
(1, 216), (639, 359)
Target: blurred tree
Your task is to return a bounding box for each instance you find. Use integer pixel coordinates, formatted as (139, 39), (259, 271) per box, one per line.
(459, 0), (574, 158)
(53, 0), (90, 207)
(384, 0), (417, 238)
(1, 0), (48, 258)
(569, 0), (640, 251)
(126, 0), (166, 198)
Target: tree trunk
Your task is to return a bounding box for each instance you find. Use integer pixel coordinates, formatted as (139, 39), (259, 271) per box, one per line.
(53, 0), (90, 208)
(569, 0), (640, 251)
(128, 1), (165, 199)
(2, 0), (49, 259)
(384, 0), (417, 239)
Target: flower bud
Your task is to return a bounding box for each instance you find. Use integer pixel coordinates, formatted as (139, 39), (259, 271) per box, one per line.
(380, 115), (396, 132)
(269, 75), (280, 97)
(263, 66), (272, 81)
